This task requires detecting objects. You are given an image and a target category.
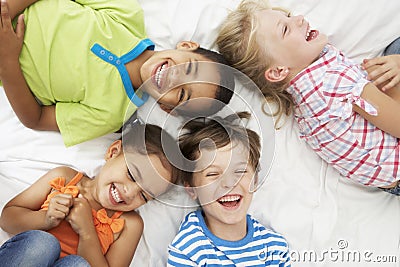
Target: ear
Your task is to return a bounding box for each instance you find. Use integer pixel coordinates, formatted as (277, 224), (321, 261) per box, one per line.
(176, 41), (200, 51)
(158, 103), (178, 116)
(264, 66), (289, 82)
(105, 140), (123, 160)
(184, 183), (198, 200)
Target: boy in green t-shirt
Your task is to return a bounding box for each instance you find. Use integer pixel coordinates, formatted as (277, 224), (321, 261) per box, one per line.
(0, 0), (234, 146)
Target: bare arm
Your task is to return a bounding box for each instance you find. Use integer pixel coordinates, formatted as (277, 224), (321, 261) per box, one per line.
(68, 197), (144, 267)
(104, 212), (143, 267)
(0, 167), (75, 234)
(0, 0), (59, 131)
(5, 0), (39, 20)
(353, 82), (400, 138)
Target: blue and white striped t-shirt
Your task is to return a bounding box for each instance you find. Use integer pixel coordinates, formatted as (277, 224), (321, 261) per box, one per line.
(167, 210), (291, 267)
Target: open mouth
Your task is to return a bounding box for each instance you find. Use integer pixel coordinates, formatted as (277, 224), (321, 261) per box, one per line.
(306, 28), (319, 41)
(110, 183), (125, 205)
(153, 61), (168, 89)
(217, 194), (242, 208)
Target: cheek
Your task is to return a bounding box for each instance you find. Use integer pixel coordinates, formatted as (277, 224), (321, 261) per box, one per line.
(139, 61), (151, 81)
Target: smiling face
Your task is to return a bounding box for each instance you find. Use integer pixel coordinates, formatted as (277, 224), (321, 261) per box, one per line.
(94, 140), (172, 212)
(189, 142), (256, 234)
(255, 9), (328, 79)
(139, 42), (220, 114)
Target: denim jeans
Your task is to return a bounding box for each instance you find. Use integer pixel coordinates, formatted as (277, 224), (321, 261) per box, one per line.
(384, 37), (400, 55)
(381, 182), (400, 196)
(0, 230), (90, 267)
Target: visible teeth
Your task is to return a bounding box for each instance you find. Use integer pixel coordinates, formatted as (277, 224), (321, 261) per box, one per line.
(155, 63), (167, 87)
(111, 184), (122, 203)
(219, 195), (240, 202)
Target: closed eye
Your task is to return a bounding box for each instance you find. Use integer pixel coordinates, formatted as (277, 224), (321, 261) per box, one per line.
(128, 170), (149, 203)
(185, 61), (192, 75)
(141, 192), (148, 203)
(178, 88), (185, 103)
(127, 170), (136, 182)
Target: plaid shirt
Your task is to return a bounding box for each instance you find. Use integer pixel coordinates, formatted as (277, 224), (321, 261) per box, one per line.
(287, 44), (399, 187)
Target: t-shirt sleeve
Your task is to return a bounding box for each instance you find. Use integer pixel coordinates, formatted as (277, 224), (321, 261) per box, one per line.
(279, 239), (291, 267)
(73, 0), (144, 23)
(56, 102), (122, 147)
(323, 63), (377, 121)
(72, 0), (147, 42)
(167, 246), (197, 267)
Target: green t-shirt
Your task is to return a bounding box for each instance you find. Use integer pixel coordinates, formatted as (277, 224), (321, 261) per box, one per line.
(20, 0), (153, 146)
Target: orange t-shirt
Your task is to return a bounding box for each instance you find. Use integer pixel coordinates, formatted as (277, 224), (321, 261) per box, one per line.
(41, 172), (124, 257)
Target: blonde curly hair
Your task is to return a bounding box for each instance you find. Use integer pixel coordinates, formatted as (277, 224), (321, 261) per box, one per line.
(216, 0), (293, 124)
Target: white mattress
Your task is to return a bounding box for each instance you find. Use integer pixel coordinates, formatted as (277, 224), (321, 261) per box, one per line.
(1, 0), (400, 266)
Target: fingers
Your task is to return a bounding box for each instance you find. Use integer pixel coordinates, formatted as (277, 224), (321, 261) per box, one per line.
(0, 0), (12, 29)
(367, 64), (391, 81)
(48, 194), (73, 214)
(362, 57), (385, 69)
(381, 74), (400, 91)
(50, 206), (70, 219)
(15, 14), (25, 38)
(53, 193), (74, 207)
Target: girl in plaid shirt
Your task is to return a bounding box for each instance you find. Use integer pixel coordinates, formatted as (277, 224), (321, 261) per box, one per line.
(216, 0), (400, 195)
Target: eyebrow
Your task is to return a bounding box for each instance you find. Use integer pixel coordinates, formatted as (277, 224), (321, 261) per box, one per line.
(194, 59), (199, 76)
(277, 19), (284, 38)
(199, 164), (220, 173)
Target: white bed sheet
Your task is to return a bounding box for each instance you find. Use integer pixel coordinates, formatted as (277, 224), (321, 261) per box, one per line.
(1, 0), (400, 266)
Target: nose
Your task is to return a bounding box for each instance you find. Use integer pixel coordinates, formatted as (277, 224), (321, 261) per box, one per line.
(166, 64), (186, 90)
(220, 174), (240, 189)
(157, 86), (179, 107)
(292, 15), (304, 26)
(125, 182), (142, 200)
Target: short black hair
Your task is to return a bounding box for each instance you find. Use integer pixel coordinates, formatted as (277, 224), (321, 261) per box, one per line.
(187, 47), (235, 116)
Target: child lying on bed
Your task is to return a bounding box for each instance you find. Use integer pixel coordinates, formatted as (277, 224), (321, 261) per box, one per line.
(168, 112), (291, 266)
(0, 0), (234, 147)
(216, 0), (400, 195)
(0, 119), (179, 267)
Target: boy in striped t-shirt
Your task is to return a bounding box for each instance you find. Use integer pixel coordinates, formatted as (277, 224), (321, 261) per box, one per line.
(168, 112), (291, 266)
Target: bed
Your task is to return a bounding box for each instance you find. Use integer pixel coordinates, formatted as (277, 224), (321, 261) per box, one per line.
(1, 0), (400, 266)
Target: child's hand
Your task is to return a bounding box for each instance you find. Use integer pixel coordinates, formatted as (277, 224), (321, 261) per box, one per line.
(362, 55), (400, 91)
(45, 193), (74, 229)
(0, 0), (25, 79)
(66, 194), (96, 237)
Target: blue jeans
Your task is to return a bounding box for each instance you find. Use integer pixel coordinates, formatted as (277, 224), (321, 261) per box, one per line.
(384, 37), (400, 55)
(381, 182), (400, 196)
(0, 230), (90, 267)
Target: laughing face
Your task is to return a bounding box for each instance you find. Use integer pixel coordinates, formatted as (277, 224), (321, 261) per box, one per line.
(94, 140), (172, 212)
(256, 9), (328, 77)
(139, 41), (220, 114)
(189, 142), (257, 233)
